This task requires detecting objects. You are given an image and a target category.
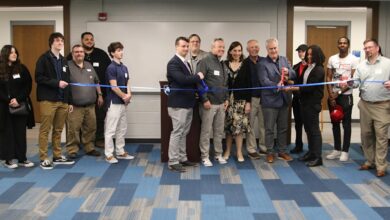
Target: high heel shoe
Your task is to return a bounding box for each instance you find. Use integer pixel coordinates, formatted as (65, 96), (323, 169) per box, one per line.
(223, 152), (230, 160)
(237, 155), (245, 163)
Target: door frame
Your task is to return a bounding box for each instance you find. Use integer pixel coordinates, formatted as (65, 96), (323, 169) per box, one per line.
(0, 0), (70, 54)
(287, 0), (379, 63)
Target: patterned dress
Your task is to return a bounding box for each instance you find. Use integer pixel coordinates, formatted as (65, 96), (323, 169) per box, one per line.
(224, 62), (251, 136)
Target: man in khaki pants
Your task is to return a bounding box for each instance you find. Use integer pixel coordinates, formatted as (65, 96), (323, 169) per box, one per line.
(351, 39), (390, 177)
(35, 32), (74, 169)
(66, 44), (103, 159)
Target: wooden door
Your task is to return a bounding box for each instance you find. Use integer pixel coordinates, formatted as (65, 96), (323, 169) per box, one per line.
(12, 25), (54, 122)
(307, 25), (348, 110)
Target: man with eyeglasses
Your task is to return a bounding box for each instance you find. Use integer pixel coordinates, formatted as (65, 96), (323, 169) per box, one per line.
(351, 39), (390, 177)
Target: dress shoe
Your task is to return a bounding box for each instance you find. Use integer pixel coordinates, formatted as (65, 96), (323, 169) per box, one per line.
(86, 149), (101, 157)
(376, 170), (386, 177)
(180, 160), (199, 167)
(290, 146), (303, 154)
(168, 164), (186, 172)
(247, 152), (261, 160)
(95, 140), (105, 148)
(306, 158), (322, 167)
(359, 164), (375, 170)
(278, 152), (293, 162)
(298, 152), (315, 162)
(266, 153), (274, 163)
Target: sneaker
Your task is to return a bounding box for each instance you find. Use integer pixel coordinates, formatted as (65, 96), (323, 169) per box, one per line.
(4, 160), (18, 169)
(248, 152), (261, 160)
(202, 158), (213, 167)
(116, 152), (134, 160)
(326, 150), (341, 160)
(53, 156), (75, 165)
(339, 152), (349, 162)
(278, 152), (293, 162)
(105, 156), (118, 164)
(215, 155), (227, 164)
(40, 159), (53, 170)
(18, 160), (34, 168)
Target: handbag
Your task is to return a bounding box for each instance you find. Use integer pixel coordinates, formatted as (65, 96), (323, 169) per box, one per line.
(9, 102), (29, 115)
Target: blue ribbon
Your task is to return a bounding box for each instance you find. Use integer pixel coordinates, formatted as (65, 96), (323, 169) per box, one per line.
(70, 79), (386, 95)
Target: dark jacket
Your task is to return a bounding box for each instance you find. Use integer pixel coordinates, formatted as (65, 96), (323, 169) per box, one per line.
(197, 53), (228, 104)
(167, 55), (201, 108)
(297, 64), (325, 105)
(258, 56), (296, 108)
(35, 50), (71, 103)
(292, 61), (306, 99)
(223, 60), (251, 102)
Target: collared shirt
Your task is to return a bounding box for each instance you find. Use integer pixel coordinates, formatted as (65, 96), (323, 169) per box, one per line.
(68, 61), (99, 106)
(106, 60), (129, 105)
(353, 56), (390, 102)
(186, 50), (207, 74)
(303, 63), (316, 84)
(176, 53), (191, 73)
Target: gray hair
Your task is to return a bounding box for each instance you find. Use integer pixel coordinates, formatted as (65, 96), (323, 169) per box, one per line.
(265, 38), (278, 49)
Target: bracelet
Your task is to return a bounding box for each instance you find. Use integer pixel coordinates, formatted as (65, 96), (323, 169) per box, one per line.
(98, 92), (103, 96)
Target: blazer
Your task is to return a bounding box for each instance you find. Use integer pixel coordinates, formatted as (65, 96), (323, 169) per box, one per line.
(167, 55), (201, 108)
(297, 64), (325, 105)
(35, 50), (71, 103)
(258, 56), (296, 108)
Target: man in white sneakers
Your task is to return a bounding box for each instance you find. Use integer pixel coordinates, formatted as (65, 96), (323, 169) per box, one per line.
(326, 37), (359, 162)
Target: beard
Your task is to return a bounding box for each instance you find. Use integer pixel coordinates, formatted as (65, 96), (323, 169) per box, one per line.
(83, 44), (95, 51)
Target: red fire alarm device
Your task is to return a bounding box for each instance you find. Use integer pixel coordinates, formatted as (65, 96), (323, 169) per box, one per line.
(98, 12), (107, 21)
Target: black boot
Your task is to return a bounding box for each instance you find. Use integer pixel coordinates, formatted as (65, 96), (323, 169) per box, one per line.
(290, 145), (303, 154)
(306, 157), (323, 167)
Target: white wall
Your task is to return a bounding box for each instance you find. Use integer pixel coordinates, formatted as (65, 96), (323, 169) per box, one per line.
(293, 8), (367, 120)
(70, 0), (288, 139)
(0, 7), (63, 48)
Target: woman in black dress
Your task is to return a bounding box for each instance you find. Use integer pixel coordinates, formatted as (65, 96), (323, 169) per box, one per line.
(0, 45), (34, 168)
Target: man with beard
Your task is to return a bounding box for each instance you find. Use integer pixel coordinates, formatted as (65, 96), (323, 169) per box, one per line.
(68, 32), (111, 148)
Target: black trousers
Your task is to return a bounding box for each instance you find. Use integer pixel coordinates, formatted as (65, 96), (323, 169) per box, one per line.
(0, 114), (28, 162)
(328, 94), (353, 152)
(95, 101), (107, 142)
(292, 96), (303, 147)
(301, 103), (322, 158)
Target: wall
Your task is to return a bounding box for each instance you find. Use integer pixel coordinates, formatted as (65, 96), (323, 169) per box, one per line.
(379, 2), (390, 56)
(70, 0), (288, 139)
(0, 7), (63, 48)
(293, 8), (367, 120)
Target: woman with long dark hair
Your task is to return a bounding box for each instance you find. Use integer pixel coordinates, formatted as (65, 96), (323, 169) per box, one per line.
(288, 45), (325, 167)
(0, 45), (34, 168)
(222, 41), (251, 162)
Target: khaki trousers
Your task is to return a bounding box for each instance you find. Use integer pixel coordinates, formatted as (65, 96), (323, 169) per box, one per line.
(199, 103), (225, 159)
(246, 97), (266, 153)
(358, 100), (390, 171)
(38, 101), (69, 161)
(66, 105), (96, 154)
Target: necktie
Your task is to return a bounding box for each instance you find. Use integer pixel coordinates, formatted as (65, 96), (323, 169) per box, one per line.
(185, 61), (193, 74)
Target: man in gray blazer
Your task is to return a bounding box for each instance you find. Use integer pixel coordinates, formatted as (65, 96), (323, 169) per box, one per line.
(258, 38), (296, 163)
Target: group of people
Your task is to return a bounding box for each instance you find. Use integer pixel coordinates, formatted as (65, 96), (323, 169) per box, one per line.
(166, 34), (390, 177)
(0, 32), (389, 177)
(0, 32), (134, 170)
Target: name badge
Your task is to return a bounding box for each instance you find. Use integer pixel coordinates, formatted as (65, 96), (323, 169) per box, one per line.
(375, 68), (382, 74)
(214, 70), (220, 76)
(87, 69), (92, 72)
(63, 67), (66, 72)
(125, 73), (128, 78)
(13, 73), (21, 79)
(93, 62), (99, 67)
(89, 75), (93, 79)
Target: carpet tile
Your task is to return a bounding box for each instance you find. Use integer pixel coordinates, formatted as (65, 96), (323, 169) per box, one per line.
(1, 142), (390, 219)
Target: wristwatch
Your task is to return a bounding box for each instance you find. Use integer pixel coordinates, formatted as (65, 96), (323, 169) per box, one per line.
(98, 92), (103, 96)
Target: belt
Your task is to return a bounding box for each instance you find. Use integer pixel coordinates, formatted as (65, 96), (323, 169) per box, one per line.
(363, 99), (390, 105)
(73, 104), (94, 108)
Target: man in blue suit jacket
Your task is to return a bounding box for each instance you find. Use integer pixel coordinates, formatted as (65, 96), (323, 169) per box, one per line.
(258, 38), (296, 163)
(166, 36), (204, 172)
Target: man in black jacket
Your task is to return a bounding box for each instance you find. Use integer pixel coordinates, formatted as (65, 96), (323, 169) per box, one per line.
(35, 32), (74, 170)
(166, 36), (204, 172)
